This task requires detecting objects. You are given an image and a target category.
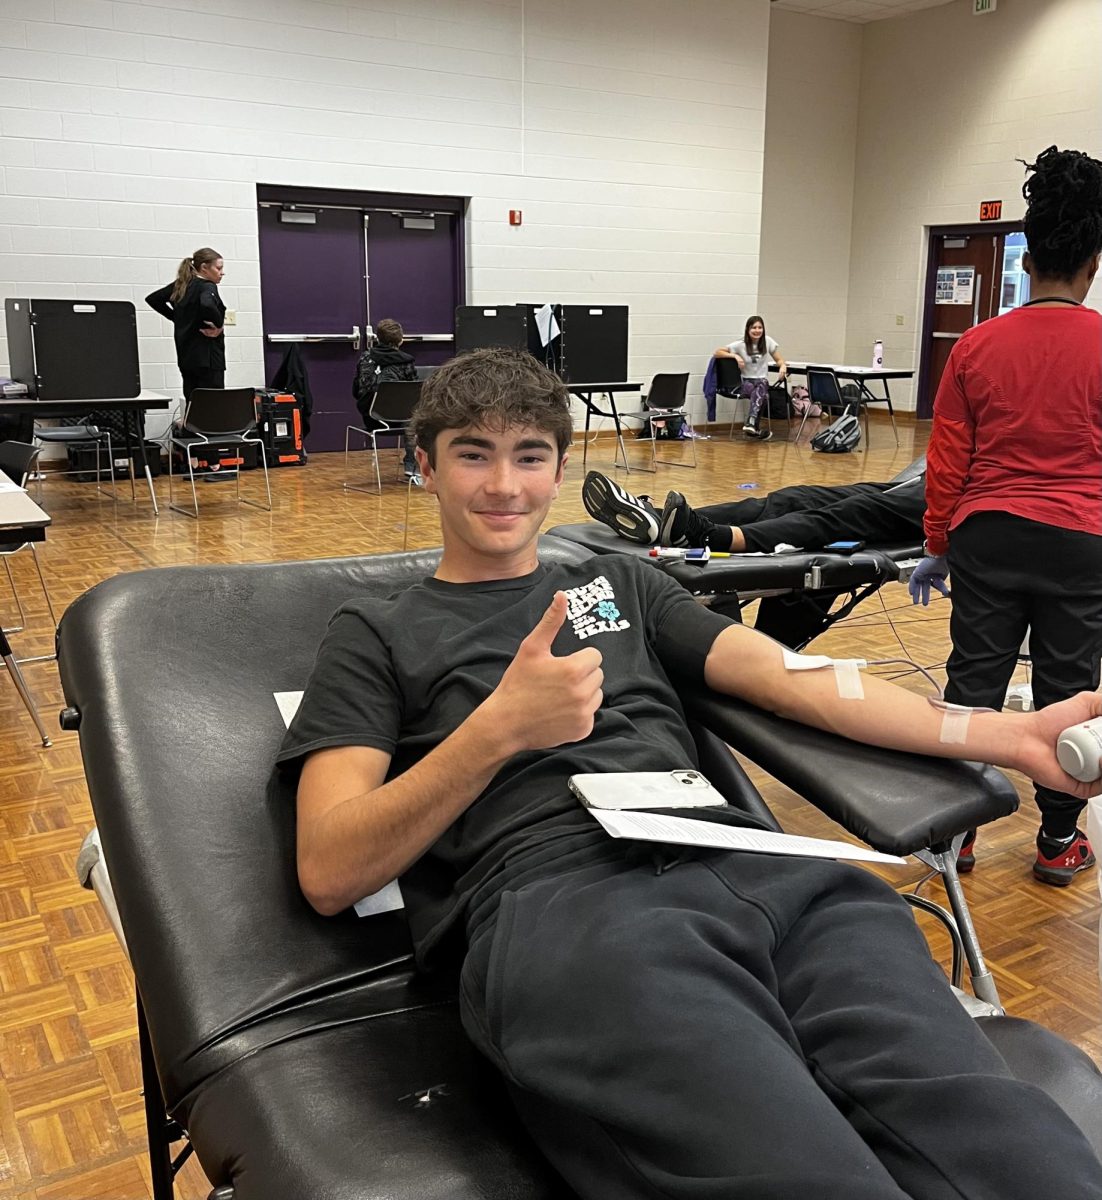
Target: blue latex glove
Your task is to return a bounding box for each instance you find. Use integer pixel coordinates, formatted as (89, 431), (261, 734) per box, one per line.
(908, 555), (950, 606)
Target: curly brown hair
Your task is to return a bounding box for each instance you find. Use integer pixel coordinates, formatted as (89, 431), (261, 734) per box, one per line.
(410, 348), (573, 467)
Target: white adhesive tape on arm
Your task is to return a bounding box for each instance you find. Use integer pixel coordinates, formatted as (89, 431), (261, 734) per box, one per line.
(782, 649), (833, 671)
(928, 697), (973, 744)
(833, 659), (865, 700)
(782, 648), (866, 699)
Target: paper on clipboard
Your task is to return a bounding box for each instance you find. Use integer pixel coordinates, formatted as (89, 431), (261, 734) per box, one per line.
(274, 690), (406, 915)
(589, 808), (907, 865)
(534, 303), (560, 347)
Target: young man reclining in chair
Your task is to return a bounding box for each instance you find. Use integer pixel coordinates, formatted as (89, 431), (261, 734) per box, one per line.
(582, 468), (925, 552)
(279, 348), (1102, 1199)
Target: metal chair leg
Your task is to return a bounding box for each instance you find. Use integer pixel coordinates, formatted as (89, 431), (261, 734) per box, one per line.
(1, 628), (51, 747)
(30, 545), (58, 629)
(343, 427), (384, 495)
(240, 441), (273, 512)
(402, 474), (416, 551)
(913, 838), (1002, 1010)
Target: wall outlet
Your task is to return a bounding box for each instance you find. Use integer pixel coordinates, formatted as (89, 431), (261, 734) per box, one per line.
(895, 314), (904, 326)
(224, 309), (237, 326)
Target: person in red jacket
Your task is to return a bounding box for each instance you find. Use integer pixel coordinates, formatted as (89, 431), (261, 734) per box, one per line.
(911, 145), (1102, 886)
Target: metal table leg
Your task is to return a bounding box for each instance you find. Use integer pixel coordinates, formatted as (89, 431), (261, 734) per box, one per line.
(129, 408), (159, 514)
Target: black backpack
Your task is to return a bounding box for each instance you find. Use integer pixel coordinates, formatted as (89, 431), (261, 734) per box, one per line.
(354, 353), (415, 422)
(811, 401), (861, 453)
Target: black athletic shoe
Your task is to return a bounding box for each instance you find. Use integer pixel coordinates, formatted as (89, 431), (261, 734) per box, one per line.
(659, 491), (715, 548)
(744, 425), (774, 442)
(582, 471), (659, 545)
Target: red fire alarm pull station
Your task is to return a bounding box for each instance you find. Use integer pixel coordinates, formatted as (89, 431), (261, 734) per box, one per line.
(509, 209), (523, 226)
(979, 200), (1003, 221)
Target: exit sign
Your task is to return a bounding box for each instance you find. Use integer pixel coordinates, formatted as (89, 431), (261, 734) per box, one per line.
(979, 200), (1003, 221)
(974, 0), (996, 13)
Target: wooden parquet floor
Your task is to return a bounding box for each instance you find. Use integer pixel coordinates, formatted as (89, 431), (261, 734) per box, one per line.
(1, 414), (1099, 1198)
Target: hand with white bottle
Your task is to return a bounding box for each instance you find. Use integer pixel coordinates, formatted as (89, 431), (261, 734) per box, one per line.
(1057, 717), (1102, 784)
(1014, 692), (1102, 796)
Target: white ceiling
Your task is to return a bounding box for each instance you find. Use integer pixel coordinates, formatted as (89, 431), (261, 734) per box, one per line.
(771, 0), (957, 23)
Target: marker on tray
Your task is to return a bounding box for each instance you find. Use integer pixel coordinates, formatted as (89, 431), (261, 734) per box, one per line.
(648, 547), (730, 561)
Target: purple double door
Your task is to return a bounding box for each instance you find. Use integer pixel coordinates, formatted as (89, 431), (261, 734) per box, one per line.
(259, 198), (464, 452)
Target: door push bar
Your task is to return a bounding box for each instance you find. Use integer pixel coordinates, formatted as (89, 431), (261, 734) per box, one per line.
(267, 327), (362, 351)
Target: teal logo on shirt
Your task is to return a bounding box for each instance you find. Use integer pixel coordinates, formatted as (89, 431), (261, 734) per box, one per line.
(563, 576), (631, 641)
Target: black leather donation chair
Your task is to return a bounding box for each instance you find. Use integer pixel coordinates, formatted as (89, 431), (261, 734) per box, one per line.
(56, 538), (1102, 1199)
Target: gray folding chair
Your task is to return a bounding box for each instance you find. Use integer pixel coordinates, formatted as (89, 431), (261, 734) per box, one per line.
(33, 418), (128, 502)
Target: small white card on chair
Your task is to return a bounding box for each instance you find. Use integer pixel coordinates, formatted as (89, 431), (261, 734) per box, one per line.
(589, 808), (908, 865)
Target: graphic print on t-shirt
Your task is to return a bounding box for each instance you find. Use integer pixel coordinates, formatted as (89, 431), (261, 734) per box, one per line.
(563, 575), (632, 642)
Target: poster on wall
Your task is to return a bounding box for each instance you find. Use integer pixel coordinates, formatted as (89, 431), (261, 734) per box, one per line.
(936, 266), (976, 304)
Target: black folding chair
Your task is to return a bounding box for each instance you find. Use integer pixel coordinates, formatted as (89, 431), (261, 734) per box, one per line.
(168, 388), (271, 519)
(616, 373), (695, 472)
(344, 380), (424, 496)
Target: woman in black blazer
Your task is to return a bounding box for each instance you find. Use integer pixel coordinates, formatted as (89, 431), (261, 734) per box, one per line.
(146, 247), (226, 401)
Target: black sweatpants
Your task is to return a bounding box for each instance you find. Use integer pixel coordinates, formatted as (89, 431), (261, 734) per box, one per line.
(181, 367), (225, 403)
(460, 850), (1102, 1199)
(945, 511), (1102, 838)
(701, 478), (925, 553)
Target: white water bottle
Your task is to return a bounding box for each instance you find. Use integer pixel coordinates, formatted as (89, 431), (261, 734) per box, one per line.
(872, 340), (884, 369)
(1056, 717), (1102, 783)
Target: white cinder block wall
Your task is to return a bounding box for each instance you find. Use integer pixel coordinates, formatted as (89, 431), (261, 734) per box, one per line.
(0, 0), (771, 433)
(757, 10), (861, 365)
(845, 0), (1102, 409)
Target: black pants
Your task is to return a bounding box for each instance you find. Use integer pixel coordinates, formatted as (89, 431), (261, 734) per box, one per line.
(180, 368), (225, 403)
(461, 851), (1102, 1199)
(945, 512), (1102, 838)
(701, 478), (925, 553)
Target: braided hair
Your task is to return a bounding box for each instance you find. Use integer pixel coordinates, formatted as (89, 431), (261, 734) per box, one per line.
(1020, 146), (1102, 281)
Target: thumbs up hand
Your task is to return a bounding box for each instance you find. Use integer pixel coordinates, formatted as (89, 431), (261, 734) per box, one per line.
(488, 592), (604, 753)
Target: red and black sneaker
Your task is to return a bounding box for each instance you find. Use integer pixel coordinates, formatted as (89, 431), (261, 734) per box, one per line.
(956, 831), (976, 874)
(1033, 829), (1096, 887)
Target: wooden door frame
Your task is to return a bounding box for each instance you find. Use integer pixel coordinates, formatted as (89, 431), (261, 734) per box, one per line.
(916, 220), (1023, 418)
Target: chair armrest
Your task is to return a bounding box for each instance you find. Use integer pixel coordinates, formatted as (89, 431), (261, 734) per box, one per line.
(684, 688), (1019, 856)
(663, 549), (908, 597)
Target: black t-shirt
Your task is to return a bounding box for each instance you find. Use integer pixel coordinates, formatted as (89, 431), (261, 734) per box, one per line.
(277, 555), (736, 964)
